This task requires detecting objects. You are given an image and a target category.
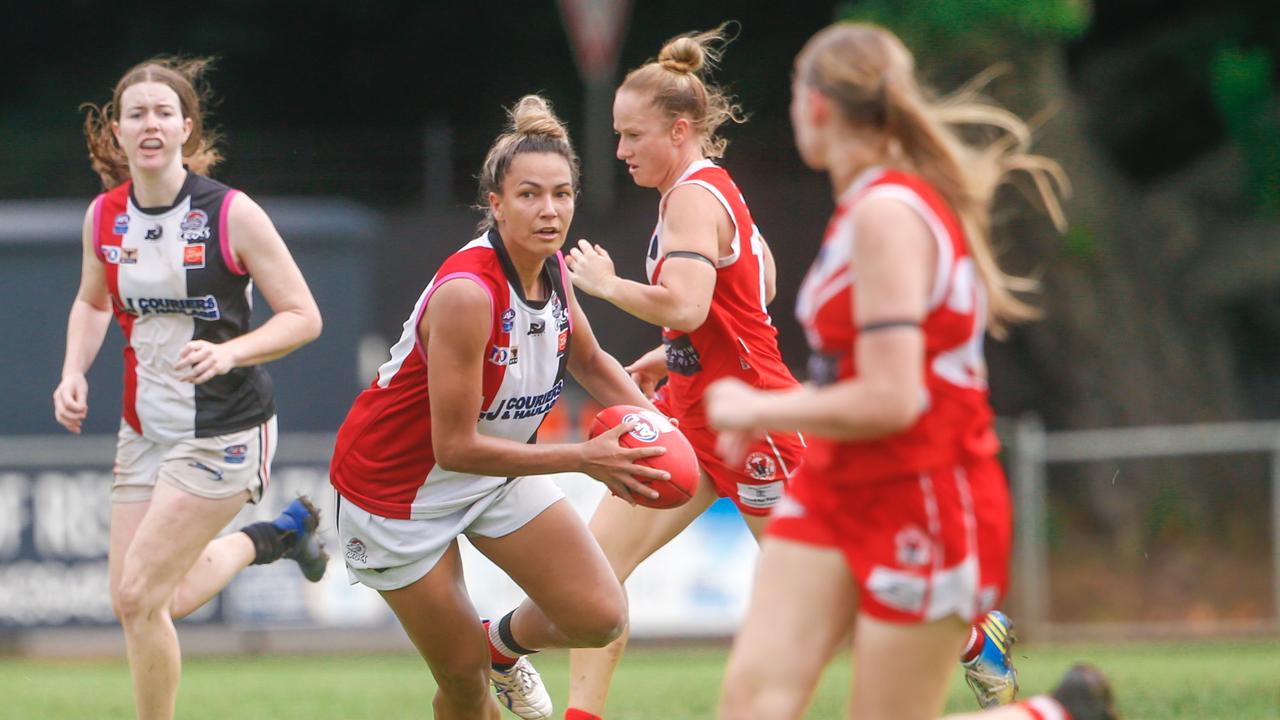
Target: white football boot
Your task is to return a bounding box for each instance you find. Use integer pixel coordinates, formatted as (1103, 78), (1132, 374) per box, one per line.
(490, 656), (552, 720)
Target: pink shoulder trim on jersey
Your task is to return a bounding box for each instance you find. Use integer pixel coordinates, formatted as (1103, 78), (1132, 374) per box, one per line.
(416, 272), (495, 364)
(91, 194), (106, 261)
(556, 251), (574, 332)
(219, 189), (247, 276)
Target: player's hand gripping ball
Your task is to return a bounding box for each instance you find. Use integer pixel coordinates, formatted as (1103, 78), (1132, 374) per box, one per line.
(590, 405), (699, 508)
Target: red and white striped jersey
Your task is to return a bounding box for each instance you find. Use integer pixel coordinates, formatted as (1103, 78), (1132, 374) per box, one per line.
(93, 173), (274, 442)
(645, 160), (800, 428)
(330, 230), (572, 520)
(795, 168), (1000, 483)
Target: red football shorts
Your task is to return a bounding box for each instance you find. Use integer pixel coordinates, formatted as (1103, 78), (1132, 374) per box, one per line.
(654, 395), (806, 517)
(767, 455), (1011, 622)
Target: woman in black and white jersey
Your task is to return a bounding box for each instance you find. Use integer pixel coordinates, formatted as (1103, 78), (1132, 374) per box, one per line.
(53, 57), (325, 720)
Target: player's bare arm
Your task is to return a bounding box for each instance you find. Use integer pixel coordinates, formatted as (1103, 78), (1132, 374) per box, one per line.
(759, 235), (778, 305)
(174, 193), (322, 384)
(566, 185), (721, 332)
(53, 202), (115, 433)
(624, 345), (668, 398)
(421, 278), (664, 499)
(706, 197), (931, 440)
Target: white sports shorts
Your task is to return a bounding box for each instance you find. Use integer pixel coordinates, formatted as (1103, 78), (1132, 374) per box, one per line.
(335, 475), (564, 592)
(112, 416), (277, 504)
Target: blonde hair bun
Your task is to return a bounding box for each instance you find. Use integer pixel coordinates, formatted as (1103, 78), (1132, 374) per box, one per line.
(658, 36), (705, 74)
(509, 95), (568, 141)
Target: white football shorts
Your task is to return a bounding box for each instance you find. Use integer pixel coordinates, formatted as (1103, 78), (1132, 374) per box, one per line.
(335, 474), (564, 592)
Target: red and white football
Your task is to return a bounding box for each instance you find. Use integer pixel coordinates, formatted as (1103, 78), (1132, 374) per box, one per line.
(589, 404), (699, 509)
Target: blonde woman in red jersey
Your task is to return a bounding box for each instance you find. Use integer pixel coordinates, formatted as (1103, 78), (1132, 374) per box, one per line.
(553, 25), (808, 720)
(705, 22), (1116, 720)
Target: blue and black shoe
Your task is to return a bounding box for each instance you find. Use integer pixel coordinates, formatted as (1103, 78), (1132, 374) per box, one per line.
(272, 496), (328, 582)
(964, 610), (1019, 707)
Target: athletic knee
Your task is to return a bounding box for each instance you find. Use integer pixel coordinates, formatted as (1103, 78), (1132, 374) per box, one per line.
(113, 573), (167, 625)
(431, 662), (491, 707)
(559, 591), (627, 648)
(721, 657), (803, 720)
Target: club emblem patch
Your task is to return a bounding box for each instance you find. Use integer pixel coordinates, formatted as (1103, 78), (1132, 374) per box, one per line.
(745, 452), (777, 481)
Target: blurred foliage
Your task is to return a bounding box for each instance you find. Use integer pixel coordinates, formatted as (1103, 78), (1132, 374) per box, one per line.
(1210, 44), (1280, 213)
(835, 0), (1091, 67)
(1062, 224), (1095, 260)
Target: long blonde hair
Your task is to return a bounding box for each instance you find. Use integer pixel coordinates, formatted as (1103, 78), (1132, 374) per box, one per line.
(620, 22), (747, 158)
(797, 22), (1069, 336)
(81, 56), (222, 190)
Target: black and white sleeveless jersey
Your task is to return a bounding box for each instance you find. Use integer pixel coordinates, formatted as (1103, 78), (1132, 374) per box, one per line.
(92, 172), (275, 442)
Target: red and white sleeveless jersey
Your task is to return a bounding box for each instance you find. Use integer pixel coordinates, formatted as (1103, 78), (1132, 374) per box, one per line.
(93, 173), (274, 443)
(330, 230), (573, 520)
(645, 160), (800, 428)
(795, 168), (1000, 483)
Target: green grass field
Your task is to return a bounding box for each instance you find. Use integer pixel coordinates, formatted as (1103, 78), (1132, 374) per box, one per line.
(4, 641), (1277, 719)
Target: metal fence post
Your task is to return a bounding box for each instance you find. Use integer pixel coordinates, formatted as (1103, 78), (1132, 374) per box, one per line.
(1012, 414), (1049, 633)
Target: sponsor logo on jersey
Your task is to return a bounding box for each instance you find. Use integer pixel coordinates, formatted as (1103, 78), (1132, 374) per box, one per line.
(183, 243), (206, 268)
(745, 452), (777, 481)
(737, 480), (784, 509)
(501, 308), (516, 333)
(223, 444), (248, 465)
(557, 329), (568, 355)
(663, 334), (702, 376)
(122, 295), (221, 320)
(527, 319), (545, 336)
(102, 246), (139, 265)
(487, 345), (518, 367)
(179, 209), (210, 242)
(345, 538), (368, 564)
(551, 294), (569, 331)
(144, 226), (163, 241)
(113, 213), (131, 235)
(894, 525), (932, 568)
(480, 379), (563, 421)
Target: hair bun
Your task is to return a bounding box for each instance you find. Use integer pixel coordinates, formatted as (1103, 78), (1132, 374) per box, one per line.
(509, 95), (567, 140)
(658, 36), (705, 74)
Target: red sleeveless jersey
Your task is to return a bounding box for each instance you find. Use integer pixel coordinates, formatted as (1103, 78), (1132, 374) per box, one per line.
(795, 168), (1000, 483)
(645, 160), (800, 428)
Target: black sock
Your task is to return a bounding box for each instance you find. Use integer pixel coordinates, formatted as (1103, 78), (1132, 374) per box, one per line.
(240, 522), (293, 565)
(498, 610), (538, 656)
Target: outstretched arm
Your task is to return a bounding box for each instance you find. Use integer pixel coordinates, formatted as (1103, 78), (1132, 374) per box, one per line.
(564, 279), (659, 410)
(566, 185), (722, 332)
(707, 197), (933, 441)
